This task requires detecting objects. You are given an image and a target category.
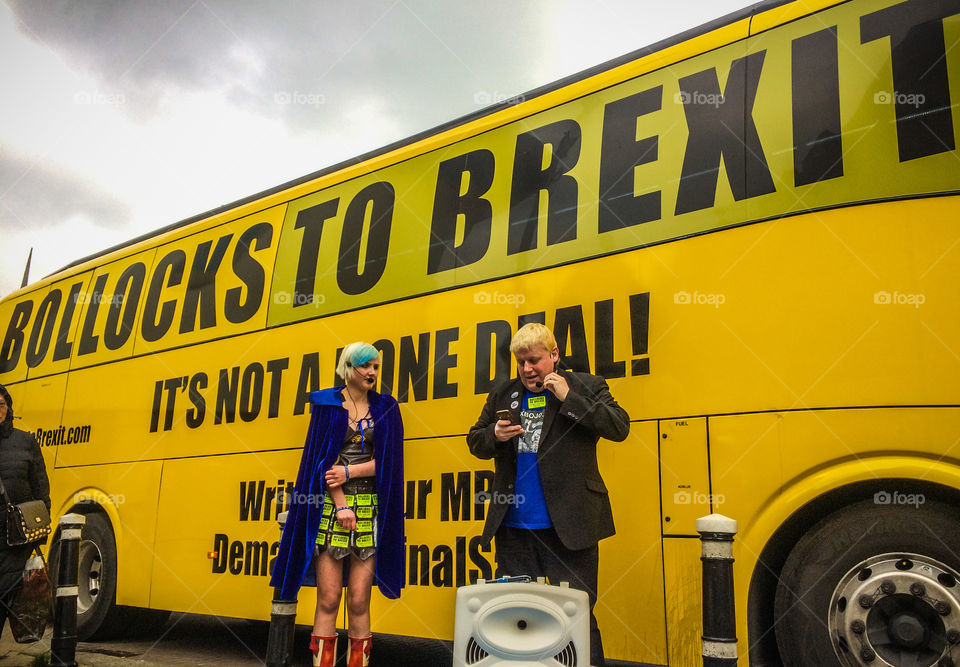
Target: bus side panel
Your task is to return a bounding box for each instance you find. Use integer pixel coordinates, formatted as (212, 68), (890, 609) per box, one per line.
(710, 407), (960, 660)
(49, 461), (163, 608)
(662, 536), (703, 667)
(150, 452), (304, 620)
(596, 420), (668, 665)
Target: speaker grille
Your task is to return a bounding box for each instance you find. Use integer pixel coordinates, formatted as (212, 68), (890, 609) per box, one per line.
(465, 636), (488, 664)
(553, 640), (578, 666)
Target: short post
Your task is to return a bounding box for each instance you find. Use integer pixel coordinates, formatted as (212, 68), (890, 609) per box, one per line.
(51, 513), (86, 667)
(265, 511), (297, 667)
(697, 514), (738, 666)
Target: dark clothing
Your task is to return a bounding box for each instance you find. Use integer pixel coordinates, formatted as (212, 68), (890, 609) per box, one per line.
(271, 387), (404, 601)
(316, 425), (378, 560)
(467, 370), (630, 550)
(0, 420), (51, 638)
(467, 369), (629, 667)
(495, 526), (603, 666)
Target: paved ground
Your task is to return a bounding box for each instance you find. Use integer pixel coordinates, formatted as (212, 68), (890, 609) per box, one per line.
(0, 613), (455, 666)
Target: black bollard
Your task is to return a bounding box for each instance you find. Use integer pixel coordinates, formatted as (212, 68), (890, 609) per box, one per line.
(697, 514), (738, 667)
(50, 513), (86, 667)
(265, 511), (297, 667)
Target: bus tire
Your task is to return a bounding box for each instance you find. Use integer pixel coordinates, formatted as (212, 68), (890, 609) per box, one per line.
(773, 498), (960, 666)
(52, 512), (122, 640)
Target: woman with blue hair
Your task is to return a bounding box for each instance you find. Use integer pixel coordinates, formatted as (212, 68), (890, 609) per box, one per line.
(271, 342), (405, 667)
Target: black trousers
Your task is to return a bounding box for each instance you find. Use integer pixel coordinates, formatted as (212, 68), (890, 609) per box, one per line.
(494, 525), (605, 666)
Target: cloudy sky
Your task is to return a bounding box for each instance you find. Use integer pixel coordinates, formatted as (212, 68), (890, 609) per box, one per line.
(0, 0), (750, 298)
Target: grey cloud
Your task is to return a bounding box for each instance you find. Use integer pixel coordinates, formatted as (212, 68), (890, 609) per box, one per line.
(6, 1), (547, 139)
(0, 149), (130, 231)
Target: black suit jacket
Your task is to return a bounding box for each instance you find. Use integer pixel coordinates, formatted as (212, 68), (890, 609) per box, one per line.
(467, 370), (630, 551)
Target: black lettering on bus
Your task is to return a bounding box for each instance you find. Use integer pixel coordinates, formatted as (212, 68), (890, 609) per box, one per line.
(1, 300), (33, 373)
(598, 86), (662, 232)
(508, 119), (582, 254)
(554, 304), (589, 372)
(150, 380), (163, 433)
(266, 358), (288, 419)
(630, 292), (651, 376)
(161, 377), (184, 432)
(792, 27), (843, 185)
(240, 481), (266, 521)
(216, 366), (240, 424)
(104, 263), (146, 351)
(179, 234), (232, 334)
(228, 539), (244, 575)
(397, 332), (430, 402)
(211, 534), (228, 573)
(373, 339), (395, 397)
(78, 274), (109, 356)
(293, 198), (339, 309)
(594, 299), (626, 379)
(675, 51), (776, 215)
(337, 182), (395, 295)
(474, 319), (511, 395)
(245, 541), (270, 576)
(186, 372), (208, 429)
(225, 222), (273, 323)
(469, 535), (493, 582)
(404, 478), (432, 520)
(52, 282), (84, 361)
(427, 150), (495, 274)
(409, 544), (429, 585)
(456, 536), (468, 587)
(432, 544), (453, 587)
(860, 0), (958, 161)
(25, 289), (62, 368)
(440, 471), (471, 521)
(294, 352), (320, 416)
(473, 470), (493, 522)
(433, 327), (458, 399)
(142, 250), (186, 343)
(239, 362), (264, 422)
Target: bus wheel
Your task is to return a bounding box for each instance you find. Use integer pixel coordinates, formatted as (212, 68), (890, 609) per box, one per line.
(774, 499), (960, 666)
(56, 512), (122, 640)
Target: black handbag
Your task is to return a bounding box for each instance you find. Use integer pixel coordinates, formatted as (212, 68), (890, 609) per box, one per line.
(0, 475), (51, 546)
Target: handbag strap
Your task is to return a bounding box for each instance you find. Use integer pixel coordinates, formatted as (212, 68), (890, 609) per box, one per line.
(0, 472), (12, 507)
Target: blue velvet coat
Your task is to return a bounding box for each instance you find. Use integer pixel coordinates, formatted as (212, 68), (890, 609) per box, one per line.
(270, 387), (405, 600)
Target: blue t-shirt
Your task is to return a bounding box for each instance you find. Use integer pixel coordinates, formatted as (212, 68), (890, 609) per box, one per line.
(503, 389), (552, 529)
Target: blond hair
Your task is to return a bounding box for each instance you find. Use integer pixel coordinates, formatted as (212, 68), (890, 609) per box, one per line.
(335, 342), (380, 382)
(509, 323), (557, 356)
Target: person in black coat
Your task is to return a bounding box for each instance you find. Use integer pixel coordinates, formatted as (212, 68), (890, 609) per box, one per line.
(467, 323), (630, 667)
(0, 384), (51, 639)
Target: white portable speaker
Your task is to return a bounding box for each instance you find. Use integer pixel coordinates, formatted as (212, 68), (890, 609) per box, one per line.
(453, 578), (591, 666)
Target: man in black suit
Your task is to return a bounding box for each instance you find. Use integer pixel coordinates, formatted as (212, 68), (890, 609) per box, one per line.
(467, 323), (630, 667)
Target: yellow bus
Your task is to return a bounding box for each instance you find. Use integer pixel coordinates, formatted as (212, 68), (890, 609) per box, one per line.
(1, 0), (958, 663)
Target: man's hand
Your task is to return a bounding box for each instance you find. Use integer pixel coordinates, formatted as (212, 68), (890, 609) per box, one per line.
(542, 372), (570, 401)
(494, 419), (524, 442)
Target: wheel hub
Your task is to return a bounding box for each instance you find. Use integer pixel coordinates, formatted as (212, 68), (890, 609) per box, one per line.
(76, 538), (104, 615)
(889, 611), (925, 648)
(829, 553), (960, 666)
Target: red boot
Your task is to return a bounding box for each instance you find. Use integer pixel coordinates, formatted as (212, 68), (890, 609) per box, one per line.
(310, 634), (338, 667)
(346, 635), (372, 667)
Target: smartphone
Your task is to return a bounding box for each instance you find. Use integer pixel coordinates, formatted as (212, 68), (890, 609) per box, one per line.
(495, 409), (514, 424)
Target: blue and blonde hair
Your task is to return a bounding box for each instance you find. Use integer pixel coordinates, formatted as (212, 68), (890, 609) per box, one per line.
(336, 342), (380, 382)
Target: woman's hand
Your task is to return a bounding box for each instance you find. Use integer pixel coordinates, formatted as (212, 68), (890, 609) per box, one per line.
(325, 465), (348, 488)
(335, 507), (357, 531)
